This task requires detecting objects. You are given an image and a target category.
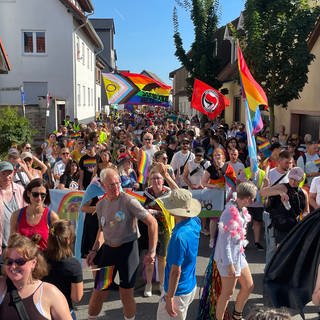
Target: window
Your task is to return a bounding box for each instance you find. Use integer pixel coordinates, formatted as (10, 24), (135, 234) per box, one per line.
(83, 86), (86, 106)
(76, 36), (80, 60)
(213, 38), (218, 57)
(77, 84), (81, 106)
(96, 68), (101, 84)
(88, 88), (90, 106)
(82, 42), (85, 65)
(87, 48), (89, 68)
(91, 88), (93, 106)
(23, 31), (46, 54)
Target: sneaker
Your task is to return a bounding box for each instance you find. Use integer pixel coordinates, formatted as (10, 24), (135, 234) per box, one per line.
(144, 283), (152, 297)
(254, 242), (264, 251)
(209, 239), (214, 249)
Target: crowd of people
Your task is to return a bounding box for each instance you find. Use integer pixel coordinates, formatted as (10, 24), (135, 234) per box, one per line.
(0, 107), (319, 319)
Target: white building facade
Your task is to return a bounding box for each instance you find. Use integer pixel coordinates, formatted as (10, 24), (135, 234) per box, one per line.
(0, 0), (103, 130)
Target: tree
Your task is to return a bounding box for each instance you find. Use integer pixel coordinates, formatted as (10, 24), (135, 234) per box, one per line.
(173, 0), (222, 99)
(0, 107), (36, 158)
(243, 0), (320, 135)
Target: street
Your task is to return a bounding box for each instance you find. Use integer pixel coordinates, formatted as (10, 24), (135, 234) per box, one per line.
(75, 227), (320, 319)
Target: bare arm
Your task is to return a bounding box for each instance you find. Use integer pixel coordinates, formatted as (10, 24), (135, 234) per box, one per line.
(50, 211), (60, 224)
(143, 213), (158, 264)
(71, 282), (83, 303)
(312, 265), (320, 305)
(32, 155), (47, 175)
(81, 199), (96, 214)
(78, 169), (84, 190)
(165, 264), (181, 317)
(86, 230), (104, 266)
(43, 283), (72, 320)
(183, 165), (193, 189)
(10, 210), (19, 236)
(260, 184), (287, 198)
(309, 192), (320, 210)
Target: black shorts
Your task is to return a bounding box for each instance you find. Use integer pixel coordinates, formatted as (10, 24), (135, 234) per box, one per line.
(94, 240), (139, 289)
(248, 207), (264, 222)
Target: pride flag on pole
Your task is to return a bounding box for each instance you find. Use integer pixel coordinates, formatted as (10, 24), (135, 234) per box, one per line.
(237, 45), (268, 134)
(237, 44), (268, 173)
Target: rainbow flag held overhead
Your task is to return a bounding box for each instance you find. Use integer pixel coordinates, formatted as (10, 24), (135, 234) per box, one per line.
(237, 44), (268, 173)
(125, 190), (147, 204)
(237, 45), (268, 134)
(137, 149), (150, 184)
(94, 265), (115, 291)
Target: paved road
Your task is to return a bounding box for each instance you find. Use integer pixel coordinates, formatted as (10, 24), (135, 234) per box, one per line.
(74, 227), (320, 319)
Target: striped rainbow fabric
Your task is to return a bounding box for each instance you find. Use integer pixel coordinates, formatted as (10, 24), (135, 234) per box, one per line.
(137, 149), (150, 184)
(237, 45), (268, 134)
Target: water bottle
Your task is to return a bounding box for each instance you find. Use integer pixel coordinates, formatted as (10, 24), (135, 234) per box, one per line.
(282, 200), (291, 210)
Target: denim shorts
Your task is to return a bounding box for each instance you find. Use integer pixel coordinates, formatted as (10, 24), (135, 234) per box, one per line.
(216, 253), (248, 277)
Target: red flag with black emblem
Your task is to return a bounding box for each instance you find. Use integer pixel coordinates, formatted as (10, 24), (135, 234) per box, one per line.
(191, 79), (230, 120)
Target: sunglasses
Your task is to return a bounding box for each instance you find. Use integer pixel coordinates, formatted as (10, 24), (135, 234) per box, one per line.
(195, 154), (203, 157)
(144, 138), (152, 141)
(4, 258), (30, 266)
(31, 192), (46, 199)
(62, 152), (70, 155)
(25, 147), (31, 150)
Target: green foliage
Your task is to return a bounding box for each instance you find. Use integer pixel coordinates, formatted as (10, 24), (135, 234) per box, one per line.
(0, 107), (36, 159)
(242, 0), (320, 133)
(173, 0), (222, 99)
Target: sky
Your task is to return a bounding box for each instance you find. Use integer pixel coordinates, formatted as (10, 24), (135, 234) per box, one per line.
(91, 0), (245, 85)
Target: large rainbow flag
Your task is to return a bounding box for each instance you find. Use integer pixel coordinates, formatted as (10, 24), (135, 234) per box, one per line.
(102, 71), (171, 107)
(237, 45), (268, 134)
(237, 45), (268, 173)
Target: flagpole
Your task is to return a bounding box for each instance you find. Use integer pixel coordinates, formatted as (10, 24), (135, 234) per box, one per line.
(20, 85), (25, 117)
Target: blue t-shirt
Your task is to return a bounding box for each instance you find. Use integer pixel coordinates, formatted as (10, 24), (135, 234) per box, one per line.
(164, 217), (201, 296)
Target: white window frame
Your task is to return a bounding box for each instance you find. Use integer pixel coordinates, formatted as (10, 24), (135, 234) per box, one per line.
(83, 85), (86, 106)
(22, 30), (46, 55)
(82, 42), (85, 65)
(77, 84), (81, 106)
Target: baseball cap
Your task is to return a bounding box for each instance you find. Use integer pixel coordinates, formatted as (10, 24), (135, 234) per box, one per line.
(185, 120), (190, 125)
(21, 152), (33, 160)
(0, 161), (14, 172)
(288, 167), (304, 182)
(8, 148), (20, 159)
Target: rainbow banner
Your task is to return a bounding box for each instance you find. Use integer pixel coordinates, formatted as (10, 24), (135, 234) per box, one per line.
(315, 158), (320, 166)
(50, 189), (84, 221)
(102, 71), (171, 107)
(125, 189), (147, 204)
(224, 164), (237, 192)
(237, 45), (268, 134)
(137, 150), (150, 184)
(94, 265), (115, 291)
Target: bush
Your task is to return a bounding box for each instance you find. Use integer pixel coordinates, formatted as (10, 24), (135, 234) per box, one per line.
(0, 107), (36, 159)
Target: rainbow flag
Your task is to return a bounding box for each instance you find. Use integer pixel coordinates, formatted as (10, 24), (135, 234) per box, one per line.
(125, 190), (147, 204)
(237, 45), (268, 134)
(258, 141), (270, 150)
(137, 150), (150, 184)
(224, 164), (237, 192)
(315, 158), (320, 166)
(94, 265), (115, 291)
(257, 136), (269, 143)
(237, 44), (268, 173)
